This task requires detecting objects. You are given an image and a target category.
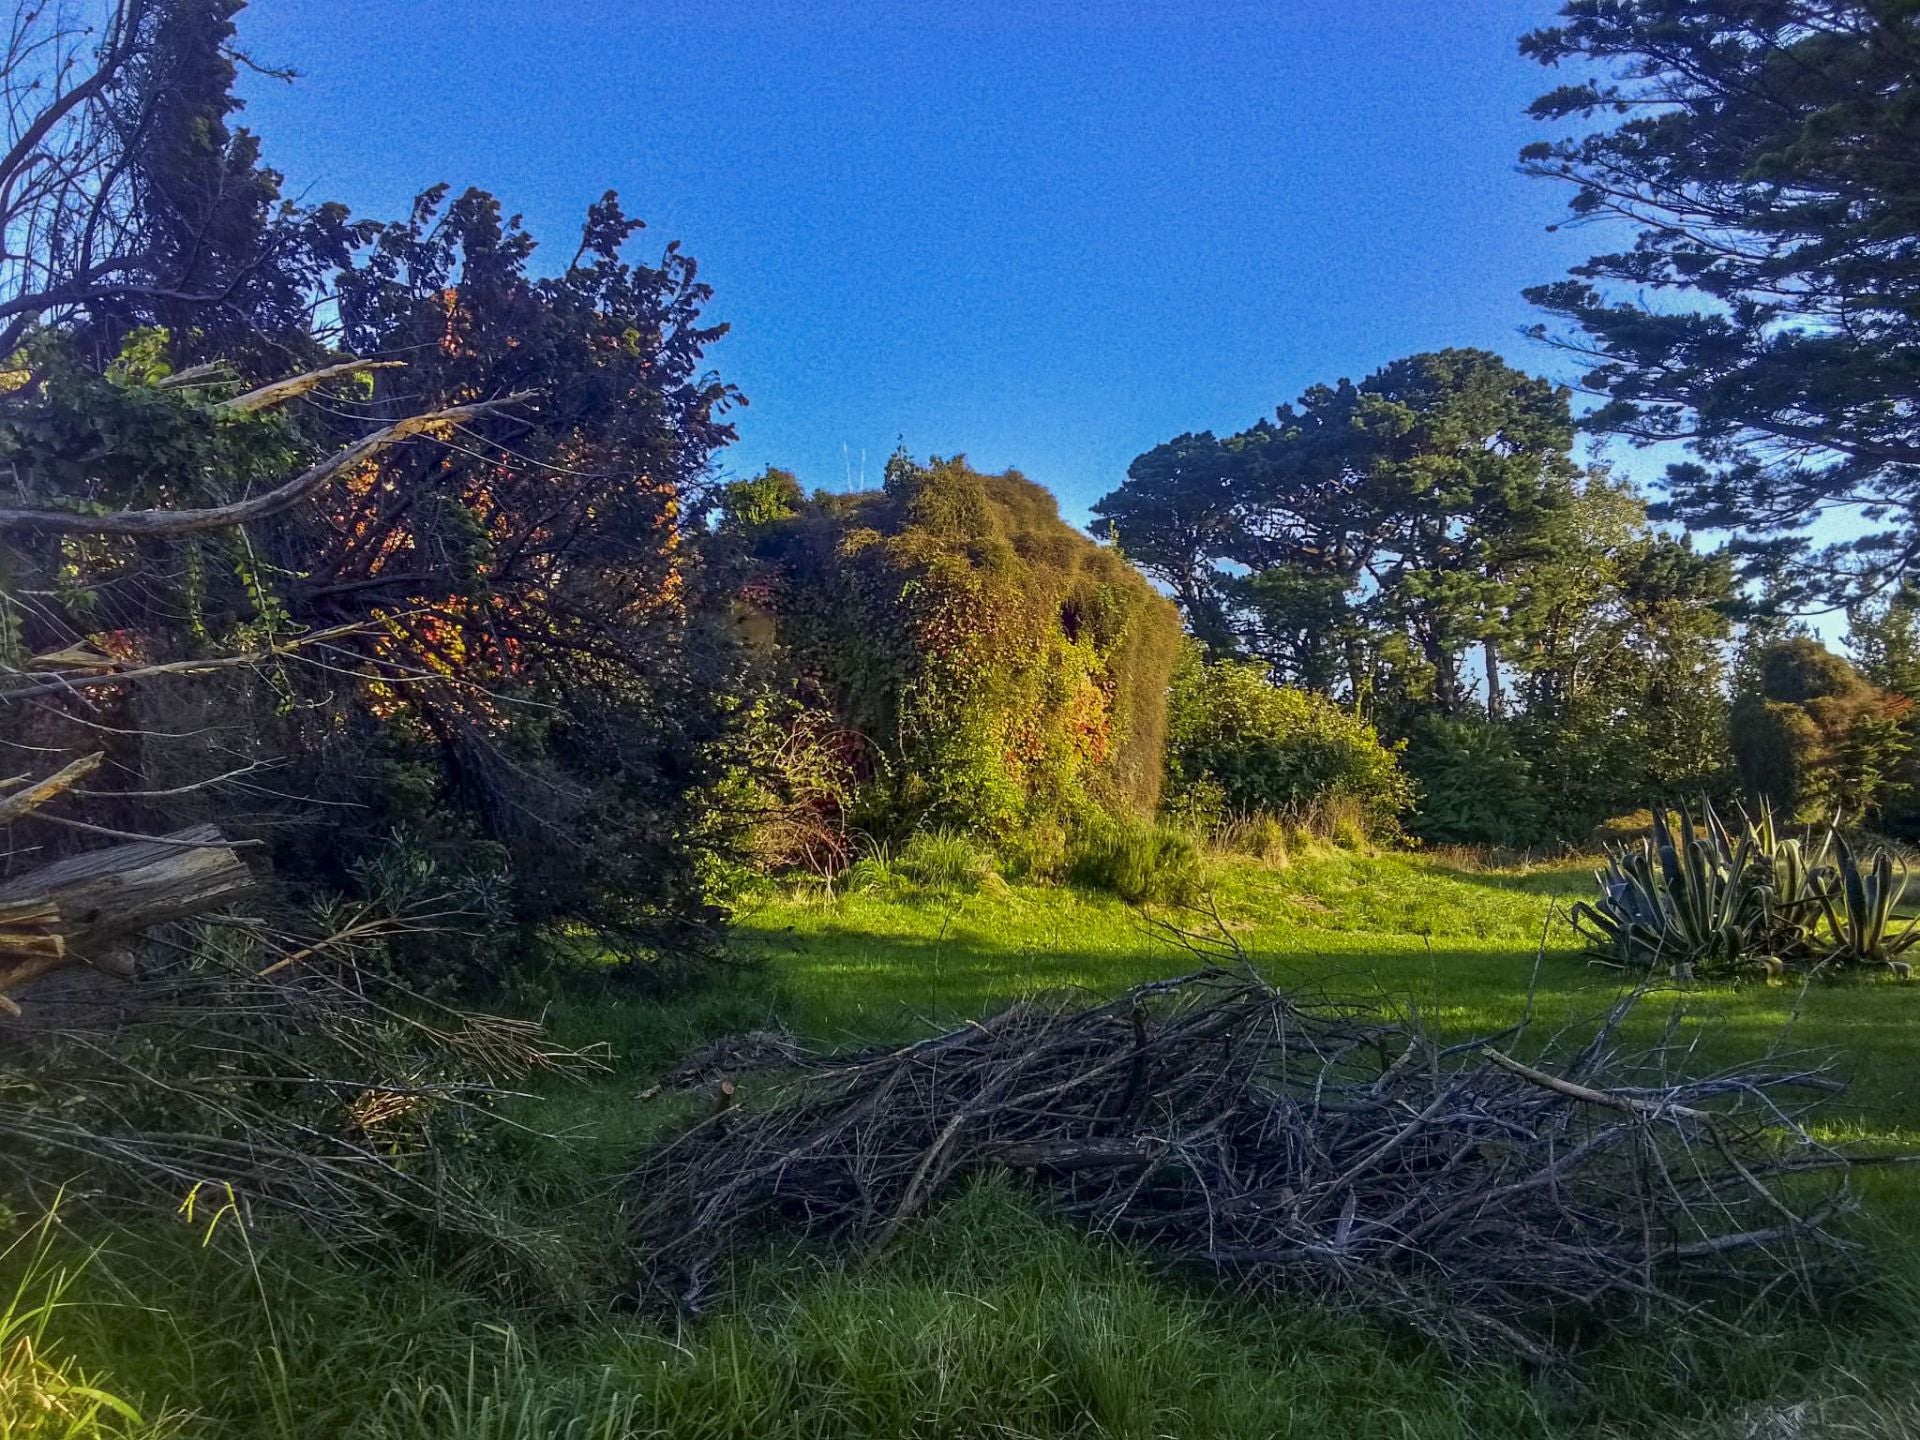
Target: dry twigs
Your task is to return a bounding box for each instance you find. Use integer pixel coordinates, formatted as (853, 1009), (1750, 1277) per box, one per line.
(1, 905), (606, 1297)
(628, 964), (1857, 1357)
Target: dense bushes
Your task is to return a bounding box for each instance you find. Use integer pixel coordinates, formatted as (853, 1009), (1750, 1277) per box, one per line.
(715, 455), (1184, 843)
(2, 200), (745, 987)
(1730, 639), (1907, 824)
(1402, 717), (1546, 847)
(1163, 650), (1410, 837)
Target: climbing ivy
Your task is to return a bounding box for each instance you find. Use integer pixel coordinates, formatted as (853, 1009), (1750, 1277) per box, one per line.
(720, 454), (1183, 839)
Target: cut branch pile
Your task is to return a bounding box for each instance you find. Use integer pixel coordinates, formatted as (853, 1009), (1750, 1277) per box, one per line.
(627, 967), (1856, 1356)
(1, 920), (606, 1297)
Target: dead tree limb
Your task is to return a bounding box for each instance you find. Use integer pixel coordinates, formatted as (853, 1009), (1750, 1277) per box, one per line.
(0, 393), (536, 537)
(0, 826), (253, 1004)
(0, 752), (104, 826)
(0, 620), (392, 704)
(218, 360), (409, 417)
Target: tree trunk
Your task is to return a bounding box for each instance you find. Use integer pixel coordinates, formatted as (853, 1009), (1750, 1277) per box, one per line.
(1484, 637), (1505, 720)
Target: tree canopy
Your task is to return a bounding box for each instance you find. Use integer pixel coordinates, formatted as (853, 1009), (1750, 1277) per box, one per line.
(1521, 0), (1920, 605)
(1095, 349), (1587, 719)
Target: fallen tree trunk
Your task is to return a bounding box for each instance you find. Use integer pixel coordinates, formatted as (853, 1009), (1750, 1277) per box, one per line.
(0, 827), (253, 1007)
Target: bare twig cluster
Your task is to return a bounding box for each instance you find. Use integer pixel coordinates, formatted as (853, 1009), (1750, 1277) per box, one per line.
(1, 908), (606, 1294)
(628, 964), (1857, 1358)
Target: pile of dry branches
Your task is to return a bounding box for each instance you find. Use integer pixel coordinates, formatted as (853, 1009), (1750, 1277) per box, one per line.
(1, 907), (605, 1296)
(628, 965), (1856, 1356)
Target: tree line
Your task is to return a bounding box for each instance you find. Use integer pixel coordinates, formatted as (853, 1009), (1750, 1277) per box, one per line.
(0, 0), (1916, 991)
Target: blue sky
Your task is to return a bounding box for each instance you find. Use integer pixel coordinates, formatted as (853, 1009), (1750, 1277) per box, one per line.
(234, 0), (1642, 523)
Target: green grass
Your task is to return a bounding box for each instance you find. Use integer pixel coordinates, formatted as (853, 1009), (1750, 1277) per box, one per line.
(12, 845), (1920, 1438)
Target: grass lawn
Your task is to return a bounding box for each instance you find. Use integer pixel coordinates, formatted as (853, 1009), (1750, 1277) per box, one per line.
(13, 846), (1920, 1439)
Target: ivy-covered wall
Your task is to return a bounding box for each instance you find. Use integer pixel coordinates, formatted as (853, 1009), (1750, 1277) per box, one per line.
(726, 454), (1183, 837)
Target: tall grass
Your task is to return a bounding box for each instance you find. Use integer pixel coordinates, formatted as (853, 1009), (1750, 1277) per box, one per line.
(840, 829), (998, 897)
(369, 1329), (638, 1440)
(891, 828), (997, 894)
(0, 1214), (154, 1440)
(1066, 818), (1201, 904)
(59, 1170), (1920, 1440)
(71, 1180), (1550, 1440)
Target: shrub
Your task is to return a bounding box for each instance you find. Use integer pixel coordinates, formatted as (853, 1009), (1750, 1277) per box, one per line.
(1513, 684), (1735, 843)
(1068, 819), (1202, 905)
(1403, 717), (1546, 847)
(1164, 650), (1411, 838)
(1591, 809), (1657, 849)
(716, 455), (1184, 840)
(998, 820), (1070, 883)
(893, 829), (998, 895)
(1730, 637), (1908, 823)
(706, 697), (864, 884)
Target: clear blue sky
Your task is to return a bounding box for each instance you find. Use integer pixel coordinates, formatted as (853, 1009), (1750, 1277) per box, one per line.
(234, 0), (1637, 524)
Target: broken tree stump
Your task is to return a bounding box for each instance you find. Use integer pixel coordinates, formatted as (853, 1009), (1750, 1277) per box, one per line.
(0, 826), (254, 1008)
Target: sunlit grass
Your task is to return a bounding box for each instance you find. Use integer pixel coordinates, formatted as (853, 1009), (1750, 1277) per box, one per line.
(14, 847), (1920, 1438)
(0, 1214), (156, 1440)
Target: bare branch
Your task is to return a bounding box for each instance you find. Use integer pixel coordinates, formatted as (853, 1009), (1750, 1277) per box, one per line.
(0, 391), (537, 537)
(0, 750), (103, 824)
(218, 359), (408, 417)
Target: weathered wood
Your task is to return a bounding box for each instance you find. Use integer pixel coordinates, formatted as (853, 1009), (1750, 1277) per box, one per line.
(0, 900), (64, 991)
(217, 358), (406, 416)
(0, 826), (253, 1001)
(0, 752), (104, 826)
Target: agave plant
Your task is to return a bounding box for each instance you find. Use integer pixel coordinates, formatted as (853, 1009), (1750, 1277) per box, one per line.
(1747, 802), (1831, 954)
(1572, 803), (1776, 977)
(1577, 799), (1918, 980)
(1812, 838), (1920, 974)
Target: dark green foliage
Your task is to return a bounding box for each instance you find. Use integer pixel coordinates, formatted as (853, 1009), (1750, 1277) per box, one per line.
(1094, 349), (1585, 715)
(101, 0), (346, 357)
(1092, 350), (1749, 841)
(1846, 586), (1920, 836)
(1521, 1), (1920, 606)
(278, 187), (741, 957)
(1729, 639), (1906, 824)
(1163, 646), (1411, 836)
(719, 453), (1184, 841)
(0, 0), (351, 364)
(1757, 642), (1862, 706)
(1402, 717), (1546, 847)
(1510, 497), (1738, 833)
